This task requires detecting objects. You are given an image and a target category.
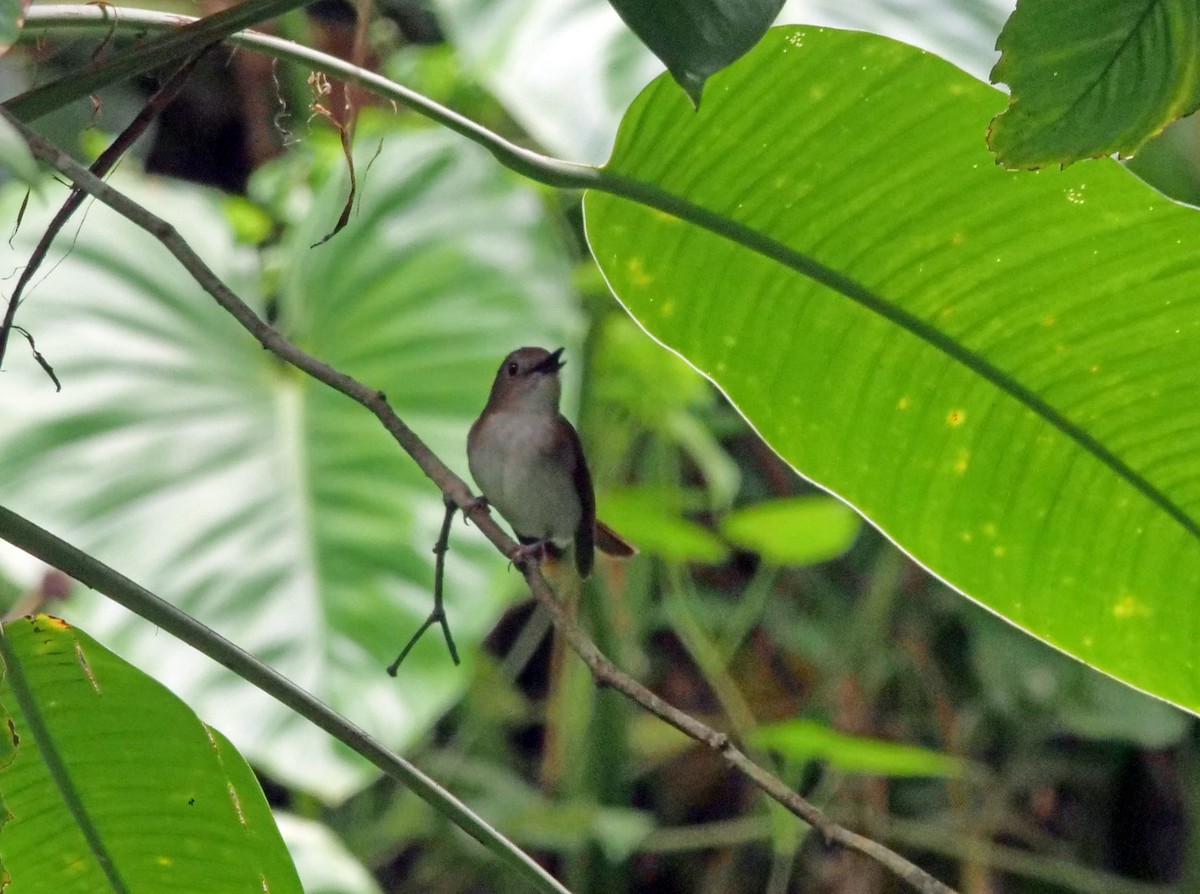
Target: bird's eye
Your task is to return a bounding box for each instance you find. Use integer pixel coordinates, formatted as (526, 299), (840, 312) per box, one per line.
(506, 362), (519, 376)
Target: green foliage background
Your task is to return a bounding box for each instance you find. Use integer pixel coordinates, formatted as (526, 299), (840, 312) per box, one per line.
(3, 0), (1200, 891)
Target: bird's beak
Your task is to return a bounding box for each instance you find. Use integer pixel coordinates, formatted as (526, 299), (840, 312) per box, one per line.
(532, 347), (566, 374)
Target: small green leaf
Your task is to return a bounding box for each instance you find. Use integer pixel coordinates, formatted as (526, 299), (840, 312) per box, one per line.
(721, 496), (859, 566)
(220, 195), (274, 245)
(601, 487), (728, 563)
(753, 719), (965, 778)
(989, 0), (1200, 169)
(607, 0), (785, 105)
(0, 615), (302, 894)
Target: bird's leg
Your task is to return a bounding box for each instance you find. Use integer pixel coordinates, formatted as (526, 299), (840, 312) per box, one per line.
(461, 495), (489, 526)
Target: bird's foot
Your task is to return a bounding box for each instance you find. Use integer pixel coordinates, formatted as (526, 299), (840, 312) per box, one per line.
(509, 539), (549, 569)
(462, 495), (489, 526)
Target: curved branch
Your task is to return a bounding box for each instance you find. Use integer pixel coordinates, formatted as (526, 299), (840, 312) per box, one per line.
(1, 108), (959, 894)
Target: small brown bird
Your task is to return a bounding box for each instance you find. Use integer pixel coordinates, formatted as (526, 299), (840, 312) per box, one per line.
(467, 346), (634, 576)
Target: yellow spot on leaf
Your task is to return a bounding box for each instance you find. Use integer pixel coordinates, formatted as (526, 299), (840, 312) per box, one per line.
(954, 449), (970, 474)
(1112, 594), (1149, 619)
(992, 545), (1006, 557)
(947, 409), (966, 426)
(626, 257), (653, 286)
(1041, 315), (1055, 327)
(897, 396), (910, 410)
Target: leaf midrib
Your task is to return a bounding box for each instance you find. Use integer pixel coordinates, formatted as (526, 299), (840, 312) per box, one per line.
(589, 171), (1200, 544)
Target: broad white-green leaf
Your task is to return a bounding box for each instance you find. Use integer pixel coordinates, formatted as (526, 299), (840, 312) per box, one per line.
(0, 129), (580, 800)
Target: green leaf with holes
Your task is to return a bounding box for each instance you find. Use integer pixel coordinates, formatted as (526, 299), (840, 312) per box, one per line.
(585, 26), (1200, 714)
(989, 0), (1200, 169)
(0, 615), (301, 894)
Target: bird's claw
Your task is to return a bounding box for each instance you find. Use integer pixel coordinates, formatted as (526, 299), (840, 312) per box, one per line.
(509, 540), (548, 569)
(463, 495), (489, 526)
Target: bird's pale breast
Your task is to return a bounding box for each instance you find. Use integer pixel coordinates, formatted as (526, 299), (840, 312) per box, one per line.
(468, 409), (582, 545)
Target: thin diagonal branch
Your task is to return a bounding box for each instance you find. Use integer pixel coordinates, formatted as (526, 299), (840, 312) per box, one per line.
(1, 108), (959, 894)
(0, 504), (568, 894)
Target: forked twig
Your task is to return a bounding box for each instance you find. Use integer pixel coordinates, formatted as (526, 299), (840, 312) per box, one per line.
(388, 498), (460, 674)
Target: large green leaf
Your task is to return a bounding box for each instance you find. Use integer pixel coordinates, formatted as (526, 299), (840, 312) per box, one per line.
(0, 615), (301, 893)
(0, 128), (579, 800)
(972, 611), (1189, 749)
(989, 0), (1200, 169)
(584, 27), (1200, 713)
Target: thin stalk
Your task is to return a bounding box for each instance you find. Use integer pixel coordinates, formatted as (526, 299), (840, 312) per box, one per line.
(0, 504), (571, 894)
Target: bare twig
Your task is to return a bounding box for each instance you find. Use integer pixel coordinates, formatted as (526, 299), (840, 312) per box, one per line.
(10, 326), (60, 391)
(1, 109), (959, 894)
(388, 498), (461, 673)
